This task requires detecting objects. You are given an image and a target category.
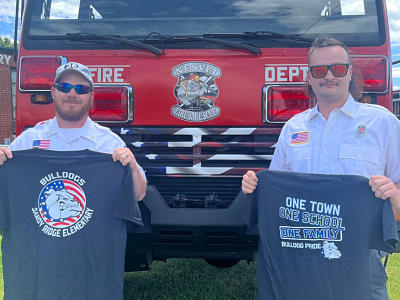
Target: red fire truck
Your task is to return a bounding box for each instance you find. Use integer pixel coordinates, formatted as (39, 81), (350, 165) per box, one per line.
(394, 90), (400, 117)
(14, 0), (394, 269)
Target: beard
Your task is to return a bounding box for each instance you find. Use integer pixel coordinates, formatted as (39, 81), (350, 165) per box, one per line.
(54, 98), (91, 122)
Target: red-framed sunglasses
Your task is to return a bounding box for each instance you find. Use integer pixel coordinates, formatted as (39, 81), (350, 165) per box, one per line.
(309, 63), (350, 79)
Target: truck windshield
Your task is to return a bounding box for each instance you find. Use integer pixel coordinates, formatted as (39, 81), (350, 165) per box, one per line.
(24, 0), (384, 48)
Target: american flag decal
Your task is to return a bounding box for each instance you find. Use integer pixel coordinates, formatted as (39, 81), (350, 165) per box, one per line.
(33, 139), (50, 149)
(290, 132), (309, 144)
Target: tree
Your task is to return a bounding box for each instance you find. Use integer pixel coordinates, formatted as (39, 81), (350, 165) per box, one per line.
(0, 37), (14, 48)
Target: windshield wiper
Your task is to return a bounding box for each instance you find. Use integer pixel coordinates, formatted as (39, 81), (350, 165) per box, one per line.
(160, 34), (260, 55)
(66, 32), (162, 55)
(212, 31), (313, 44)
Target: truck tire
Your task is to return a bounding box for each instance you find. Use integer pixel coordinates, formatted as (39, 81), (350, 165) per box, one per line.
(204, 258), (240, 268)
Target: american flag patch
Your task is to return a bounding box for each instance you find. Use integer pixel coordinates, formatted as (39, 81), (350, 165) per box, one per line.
(290, 132), (309, 144)
(32, 139), (50, 149)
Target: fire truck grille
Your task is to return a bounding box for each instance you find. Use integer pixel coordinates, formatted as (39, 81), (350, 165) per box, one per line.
(113, 127), (281, 208)
(149, 176), (242, 208)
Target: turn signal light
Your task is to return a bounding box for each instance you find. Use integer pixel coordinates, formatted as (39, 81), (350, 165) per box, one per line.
(352, 56), (388, 93)
(264, 86), (312, 123)
(89, 86), (133, 123)
(19, 56), (64, 91)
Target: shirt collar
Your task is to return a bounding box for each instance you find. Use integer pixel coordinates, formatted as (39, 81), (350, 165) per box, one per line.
(306, 94), (357, 121)
(339, 95), (358, 118)
(46, 117), (60, 136)
(78, 117), (97, 142)
(305, 104), (320, 121)
(47, 117), (97, 142)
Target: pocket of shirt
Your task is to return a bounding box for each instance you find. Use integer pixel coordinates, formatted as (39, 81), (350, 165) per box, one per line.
(339, 144), (385, 176)
(286, 146), (311, 171)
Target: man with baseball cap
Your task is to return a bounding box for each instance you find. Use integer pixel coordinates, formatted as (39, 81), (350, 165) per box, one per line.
(0, 62), (147, 201)
(54, 61), (94, 88)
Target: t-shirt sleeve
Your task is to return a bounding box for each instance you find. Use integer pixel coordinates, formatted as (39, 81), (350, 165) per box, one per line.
(112, 138), (147, 180)
(113, 166), (143, 226)
(369, 199), (399, 253)
(243, 192), (257, 230)
(0, 172), (9, 232)
(385, 114), (400, 183)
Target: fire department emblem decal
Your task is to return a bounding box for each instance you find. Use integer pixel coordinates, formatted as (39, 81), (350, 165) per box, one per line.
(356, 124), (367, 138)
(32, 172), (94, 238)
(171, 61), (221, 122)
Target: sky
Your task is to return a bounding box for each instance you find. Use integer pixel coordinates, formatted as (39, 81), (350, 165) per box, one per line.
(0, 0), (399, 90)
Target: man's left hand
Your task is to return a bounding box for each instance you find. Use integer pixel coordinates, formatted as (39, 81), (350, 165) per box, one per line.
(369, 175), (400, 213)
(112, 147), (137, 170)
(112, 147), (146, 201)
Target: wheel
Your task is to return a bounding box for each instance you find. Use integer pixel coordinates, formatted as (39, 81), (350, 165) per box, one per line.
(204, 258), (240, 268)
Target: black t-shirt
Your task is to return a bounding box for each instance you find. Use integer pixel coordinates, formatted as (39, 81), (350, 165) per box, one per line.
(244, 170), (399, 300)
(0, 149), (143, 300)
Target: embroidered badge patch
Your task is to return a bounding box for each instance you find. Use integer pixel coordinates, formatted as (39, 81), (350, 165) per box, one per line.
(32, 139), (50, 149)
(356, 124), (367, 137)
(290, 131), (309, 144)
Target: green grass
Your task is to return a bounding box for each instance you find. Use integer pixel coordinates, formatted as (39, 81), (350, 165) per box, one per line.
(0, 235), (399, 300)
(0, 236), (2, 300)
(124, 259), (257, 300)
(123, 255), (400, 300)
(386, 253), (400, 300)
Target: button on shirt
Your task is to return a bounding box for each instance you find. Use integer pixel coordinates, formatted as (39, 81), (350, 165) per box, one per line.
(9, 117), (146, 176)
(270, 95), (400, 183)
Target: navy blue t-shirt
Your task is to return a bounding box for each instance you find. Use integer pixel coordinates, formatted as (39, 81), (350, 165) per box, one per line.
(244, 170), (398, 300)
(0, 149), (143, 300)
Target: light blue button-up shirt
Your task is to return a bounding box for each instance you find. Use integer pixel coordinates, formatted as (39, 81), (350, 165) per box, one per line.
(10, 117), (125, 153)
(270, 95), (400, 183)
(9, 117), (146, 176)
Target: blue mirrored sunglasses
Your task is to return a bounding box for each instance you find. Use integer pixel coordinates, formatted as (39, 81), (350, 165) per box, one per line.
(54, 82), (92, 95)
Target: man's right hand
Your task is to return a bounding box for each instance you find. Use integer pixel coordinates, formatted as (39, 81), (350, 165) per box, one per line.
(242, 170), (258, 194)
(0, 147), (12, 165)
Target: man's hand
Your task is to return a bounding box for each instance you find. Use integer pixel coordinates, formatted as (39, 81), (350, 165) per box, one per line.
(112, 147), (137, 169)
(242, 170), (258, 194)
(0, 147), (12, 165)
(369, 175), (400, 220)
(112, 147), (147, 201)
